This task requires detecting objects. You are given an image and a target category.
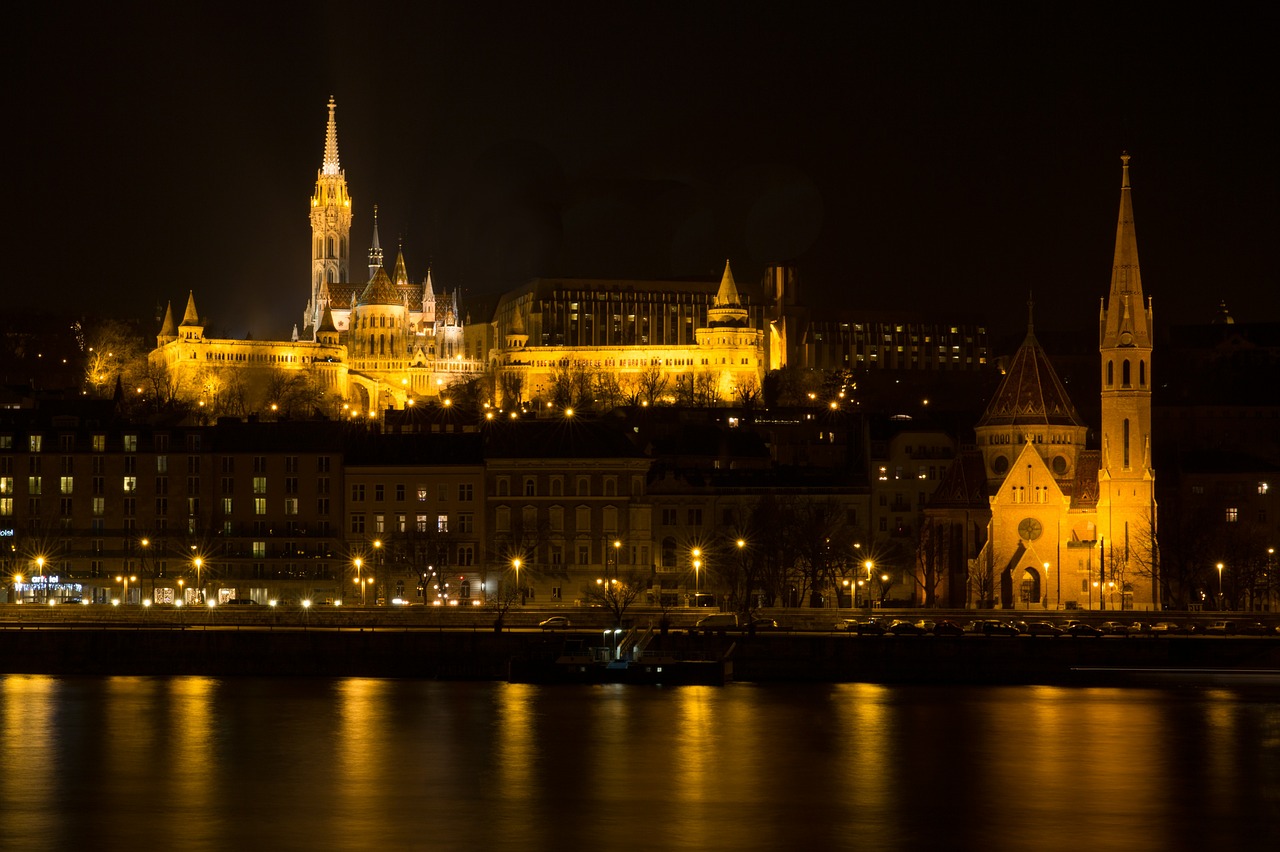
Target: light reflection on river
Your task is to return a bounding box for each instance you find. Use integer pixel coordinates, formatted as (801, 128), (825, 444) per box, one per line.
(1, 676), (1276, 851)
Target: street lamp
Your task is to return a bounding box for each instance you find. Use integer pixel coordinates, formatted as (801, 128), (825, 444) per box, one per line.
(353, 557), (365, 606)
(115, 574), (137, 605)
(373, 539), (383, 606)
(612, 539), (622, 579)
(512, 558), (522, 605)
(1043, 561), (1051, 610)
(193, 557), (203, 604)
(1217, 561), (1225, 610)
(691, 548), (702, 606)
(140, 537), (151, 599)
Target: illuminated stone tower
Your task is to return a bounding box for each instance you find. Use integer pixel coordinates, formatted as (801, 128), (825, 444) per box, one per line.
(308, 97), (353, 335)
(1097, 152), (1157, 606)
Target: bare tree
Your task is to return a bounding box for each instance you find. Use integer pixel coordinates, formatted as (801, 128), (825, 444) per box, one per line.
(636, 363), (669, 405)
(584, 570), (645, 628)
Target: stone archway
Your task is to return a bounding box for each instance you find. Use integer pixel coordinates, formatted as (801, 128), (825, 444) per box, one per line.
(1019, 566), (1043, 608)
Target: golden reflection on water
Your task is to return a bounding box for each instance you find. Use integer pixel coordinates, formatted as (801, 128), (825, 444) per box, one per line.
(0, 675), (57, 848)
(162, 675), (219, 843)
(495, 682), (537, 809)
(334, 677), (395, 832)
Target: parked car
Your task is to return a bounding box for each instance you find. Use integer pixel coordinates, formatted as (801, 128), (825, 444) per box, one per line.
(747, 617), (779, 630)
(1126, 622), (1152, 636)
(834, 618), (860, 632)
(1205, 620), (1238, 635)
(888, 619), (926, 636)
(225, 598), (257, 606)
(696, 613), (739, 629)
(1151, 621), (1182, 635)
(1065, 622), (1103, 637)
(850, 619), (887, 636)
(1238, 622), (1270, 636)
(931, 619), (965, 637)
(539, 616), (572, 630)
(1026, 621), (1063, 637)
(1099, 621), (1128, 635)
(978, 620), (1020, 637)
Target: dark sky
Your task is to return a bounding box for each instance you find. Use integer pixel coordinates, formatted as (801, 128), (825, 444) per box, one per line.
(11, 2), (1277, 343)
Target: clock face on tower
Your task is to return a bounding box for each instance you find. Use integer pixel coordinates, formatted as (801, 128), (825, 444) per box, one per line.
(1018, 518), (1043, 541)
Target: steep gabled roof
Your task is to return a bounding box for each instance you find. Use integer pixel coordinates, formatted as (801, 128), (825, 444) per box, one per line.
(928, 451), (989, 508)
(1070, 450), (1101, 509)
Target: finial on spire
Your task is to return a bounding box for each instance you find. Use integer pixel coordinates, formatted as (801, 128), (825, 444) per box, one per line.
(1120, 150), (1130, 188)
(322, 97), (341, 176)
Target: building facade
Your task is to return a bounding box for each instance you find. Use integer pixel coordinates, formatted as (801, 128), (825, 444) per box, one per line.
(921, 154), (1158, 611)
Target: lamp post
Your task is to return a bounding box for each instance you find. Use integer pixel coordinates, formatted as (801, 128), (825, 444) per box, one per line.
(35, 556), (45, 604)
(1216, 561), (1225, 610)
(114, 573), (137, 605)
(691, 548), (702, 607)
(193, 557), (203, 604)
(140, 537), (151, 602)
(353, 557), (365, 606)
(864, 560), (874, 608)
(12, 573), (22, 604)
(373, 539), (383, 606)
(1043, 562), (1051, 610)
(512, 558), (522, 605)
(880, 573), (890, 607)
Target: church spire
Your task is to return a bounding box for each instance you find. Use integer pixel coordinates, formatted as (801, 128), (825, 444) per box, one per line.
(309, 97), (352, 333)
(368, 204), (384, 280)
(1100, 151), (1151, 349)
(321, 96), (341, 176)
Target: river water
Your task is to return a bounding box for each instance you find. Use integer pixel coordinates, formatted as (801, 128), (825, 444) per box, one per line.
(1, 676), (1276, 851)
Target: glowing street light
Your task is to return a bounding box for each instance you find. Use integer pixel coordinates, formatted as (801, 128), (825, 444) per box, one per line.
(192, 557), (204, 604)
(512, 557), (522, 604)
(691, 547), (702, 605)
(115, 573), (138, 605)
(1217, 561), (1225, 609)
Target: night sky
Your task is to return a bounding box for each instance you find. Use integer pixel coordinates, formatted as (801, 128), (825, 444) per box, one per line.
(12, 2), (1277, 344)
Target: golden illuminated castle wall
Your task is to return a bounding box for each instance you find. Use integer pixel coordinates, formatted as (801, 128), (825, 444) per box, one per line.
(489, 275), (766, 407)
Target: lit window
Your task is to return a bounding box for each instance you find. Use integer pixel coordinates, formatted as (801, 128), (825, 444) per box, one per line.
(1225, 507), (1238, 523)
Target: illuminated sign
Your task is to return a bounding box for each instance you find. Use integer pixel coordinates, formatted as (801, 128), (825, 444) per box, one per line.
(0, 529), (13, 537)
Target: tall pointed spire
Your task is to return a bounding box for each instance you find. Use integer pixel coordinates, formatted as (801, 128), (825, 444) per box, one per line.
(321, 95), (341, 176)
(393, 240), (409, 288)
(368, 204), (384, 280)
(1100, 151), (1151, 349)
(310, 97), (352, 332)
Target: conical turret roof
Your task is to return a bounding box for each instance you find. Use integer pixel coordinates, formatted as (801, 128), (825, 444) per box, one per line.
(715, 259), (741, 306)
(180, 291), (201, 326)
(158, 301), (177, 337)
(977, 324), (1084, 428)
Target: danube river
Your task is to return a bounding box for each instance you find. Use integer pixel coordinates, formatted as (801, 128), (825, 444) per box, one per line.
(1, 677), (1276, 851)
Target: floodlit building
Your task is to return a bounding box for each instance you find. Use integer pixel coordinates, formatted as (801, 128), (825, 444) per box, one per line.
(922, 154), (1158, 611)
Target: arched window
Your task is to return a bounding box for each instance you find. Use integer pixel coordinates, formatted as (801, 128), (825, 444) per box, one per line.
(1106, 361), (1113, 386)
(1122, 360), (1131, 387)
(327, 236), (335, 258)
(1123, 418), (1130, 469)
(1139, 360), (1146, 386)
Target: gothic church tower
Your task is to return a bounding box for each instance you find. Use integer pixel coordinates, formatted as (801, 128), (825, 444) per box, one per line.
(1097, 152), (1157, 604)
(308, 97), (353, 335)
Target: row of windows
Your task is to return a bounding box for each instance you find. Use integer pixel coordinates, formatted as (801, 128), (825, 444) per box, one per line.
(496, 477), (633, 498)
(349, 513), (474, 535)
(348, 483), (475, 503)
